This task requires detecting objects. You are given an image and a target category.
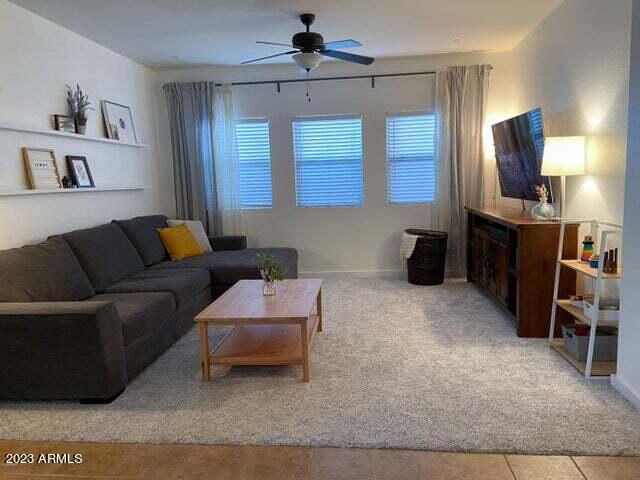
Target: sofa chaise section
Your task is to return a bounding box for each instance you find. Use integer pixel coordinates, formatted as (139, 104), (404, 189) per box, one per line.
(151, 247), (298, 297)
(113, 215), (298, 298)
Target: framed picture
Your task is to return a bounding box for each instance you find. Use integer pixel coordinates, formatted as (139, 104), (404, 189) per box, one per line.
(53, 114), (77, 134)
(66, 155), (95, 188)
(101, 100), (137, 143)
(22, 148), (61, 190)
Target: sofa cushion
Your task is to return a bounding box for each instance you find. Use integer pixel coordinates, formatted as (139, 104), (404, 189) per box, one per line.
(168, 219), (212, 252)
(112, 215), (168, 266)
(0, 237), (95, 302)
(90, 292), (176, 345)
(61, 224), (145, 291)
(151, 248), (298, 286)
(157, 224), (203, 261)
(101, 268), (210, 307)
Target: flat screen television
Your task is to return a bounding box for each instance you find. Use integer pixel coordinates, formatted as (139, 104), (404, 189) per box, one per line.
(491, 108), (553, 203)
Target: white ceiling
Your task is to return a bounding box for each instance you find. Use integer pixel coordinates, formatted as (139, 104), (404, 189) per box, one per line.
(9, 0), (563, 69)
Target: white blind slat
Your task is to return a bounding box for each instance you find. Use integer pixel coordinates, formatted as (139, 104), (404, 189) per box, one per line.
(235, 119), (273, 208)
(386, 113), (437, 204)
(293, 116), (364, 207)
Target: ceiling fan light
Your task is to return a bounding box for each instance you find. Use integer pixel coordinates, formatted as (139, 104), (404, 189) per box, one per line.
(293, 52), (322, 72)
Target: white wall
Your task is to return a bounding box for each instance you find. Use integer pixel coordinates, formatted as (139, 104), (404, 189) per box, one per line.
(156, 52), (516, 275)
(614, 0), (640, 409)
(503, 0), (632, 222)
(0, 0), (168, 249)
(504, 0), (638, 407)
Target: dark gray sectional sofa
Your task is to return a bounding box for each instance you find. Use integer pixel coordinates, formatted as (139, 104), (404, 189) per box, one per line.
(0, 215), (297, 402)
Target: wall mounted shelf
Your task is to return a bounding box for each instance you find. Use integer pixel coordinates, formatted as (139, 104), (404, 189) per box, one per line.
(0, 186), (150, 197)
(0, 122), (149, 148)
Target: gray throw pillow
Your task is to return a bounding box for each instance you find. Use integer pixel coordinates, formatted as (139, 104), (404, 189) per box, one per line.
(62, 223), (145, 291)
(113, 215), (168, 266)
(0, 236), (95, 302)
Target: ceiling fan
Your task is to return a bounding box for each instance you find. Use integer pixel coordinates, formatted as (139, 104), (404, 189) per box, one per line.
(242, 13), (375, 71)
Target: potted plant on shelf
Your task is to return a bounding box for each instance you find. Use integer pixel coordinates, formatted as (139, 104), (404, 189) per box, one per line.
(257, 253), (284, 296)
(66, 84), (93, 135)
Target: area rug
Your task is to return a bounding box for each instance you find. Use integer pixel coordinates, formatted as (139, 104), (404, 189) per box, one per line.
(2, 278), (639, 455)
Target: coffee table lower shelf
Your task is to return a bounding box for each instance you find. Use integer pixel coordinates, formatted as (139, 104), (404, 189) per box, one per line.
(210, 314), (320, 368)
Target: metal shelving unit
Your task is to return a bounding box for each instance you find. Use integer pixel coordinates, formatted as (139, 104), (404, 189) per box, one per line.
(548, 219), (623, 379)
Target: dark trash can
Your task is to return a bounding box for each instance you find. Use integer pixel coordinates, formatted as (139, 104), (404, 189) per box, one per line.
(405, 229), (448, 286)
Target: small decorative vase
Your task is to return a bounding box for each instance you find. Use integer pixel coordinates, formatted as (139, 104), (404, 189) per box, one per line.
(76, 124), (87, 135)
(263, 280), (276, 296)
(531, 199), (555, 220)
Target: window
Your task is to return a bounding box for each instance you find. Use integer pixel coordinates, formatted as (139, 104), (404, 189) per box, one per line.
(292, 115), (364, 207)
(529, 108), (545, 161)
(386, 113), (437, 204)
(235, 118), (273, 208)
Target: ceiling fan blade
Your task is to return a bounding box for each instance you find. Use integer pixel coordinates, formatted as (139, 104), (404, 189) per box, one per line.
(241, 50), (299, 64)
(320, 49), (374, 65)
(256, 40), (295, 48)
(322, 39), (362, 49)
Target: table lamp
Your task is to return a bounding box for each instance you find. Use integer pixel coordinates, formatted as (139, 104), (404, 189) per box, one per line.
(541, 136), (586, 218)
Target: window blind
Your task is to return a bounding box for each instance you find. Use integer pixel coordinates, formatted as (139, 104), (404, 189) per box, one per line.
(235, 119), (273, 208)
(386, 113), (437, 204)
(530, 108), (545, 160)
(292, 115), (364, 207)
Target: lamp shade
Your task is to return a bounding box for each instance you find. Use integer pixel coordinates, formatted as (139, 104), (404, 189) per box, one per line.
(293, 52), (322, 72)
(541, 136), (586, 176)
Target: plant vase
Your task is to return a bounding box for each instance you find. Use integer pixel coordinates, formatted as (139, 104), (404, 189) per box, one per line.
(263, 279), (276, 296)
(531, 199), (554, 220)
(258, 253), (283, 296)
(76, 123), (87, 135)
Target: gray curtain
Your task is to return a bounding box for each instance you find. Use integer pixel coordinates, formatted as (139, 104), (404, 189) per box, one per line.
(163, 81), (221, 235)
(434, 65), (491, 275)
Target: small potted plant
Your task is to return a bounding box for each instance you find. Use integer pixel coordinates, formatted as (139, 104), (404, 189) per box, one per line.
(257, 253), (284, 296)
(66, 84), (94, 135)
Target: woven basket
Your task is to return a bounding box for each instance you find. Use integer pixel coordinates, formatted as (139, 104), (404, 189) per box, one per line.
(405, 229), (448, 285)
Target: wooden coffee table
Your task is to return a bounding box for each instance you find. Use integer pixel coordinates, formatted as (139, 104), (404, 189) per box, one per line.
(194, 279), (323, 382)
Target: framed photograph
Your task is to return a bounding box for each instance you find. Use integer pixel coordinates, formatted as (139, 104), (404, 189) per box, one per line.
(22, 148), (61, 190)
(66, 155), (95, 188)
(101, 100), (137, 143)
(53, 114), (77, 134)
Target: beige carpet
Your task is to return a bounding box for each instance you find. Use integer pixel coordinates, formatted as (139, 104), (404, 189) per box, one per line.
(1, 278), (639, 455)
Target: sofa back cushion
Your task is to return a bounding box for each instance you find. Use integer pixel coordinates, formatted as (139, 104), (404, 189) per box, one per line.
(0, 236), (95, 302)
(113, 215), (168, 266)
(61, 223), (145, 291)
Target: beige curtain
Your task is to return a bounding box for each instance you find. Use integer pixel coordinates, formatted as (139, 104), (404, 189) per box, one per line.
(434, 65), (491, 276)
(163, 81), (222, 236)
(213, 84), (247, 235)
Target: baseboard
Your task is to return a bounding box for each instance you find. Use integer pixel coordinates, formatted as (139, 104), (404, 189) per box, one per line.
(299, 270), (404, 279)
(298, 269), (461, 280)
(611, 374), (640, 410)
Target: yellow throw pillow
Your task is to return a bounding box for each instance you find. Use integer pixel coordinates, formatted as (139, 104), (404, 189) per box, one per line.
(157, 224), (204, 261)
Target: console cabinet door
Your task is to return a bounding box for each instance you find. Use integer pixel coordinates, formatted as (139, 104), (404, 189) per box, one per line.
(474, 229), (509, 306)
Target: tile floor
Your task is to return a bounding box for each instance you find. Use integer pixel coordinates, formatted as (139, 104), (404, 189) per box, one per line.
(1, 440), (639, 479)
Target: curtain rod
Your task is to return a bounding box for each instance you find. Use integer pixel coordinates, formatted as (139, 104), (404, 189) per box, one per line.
(213, 66), (492, 92)
(215, 70), (434, 87)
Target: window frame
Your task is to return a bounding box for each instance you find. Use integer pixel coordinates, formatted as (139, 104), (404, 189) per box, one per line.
(385, 110), (438, 206)
(291, 113), (365, 209)
(234, 116), (273, 210)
